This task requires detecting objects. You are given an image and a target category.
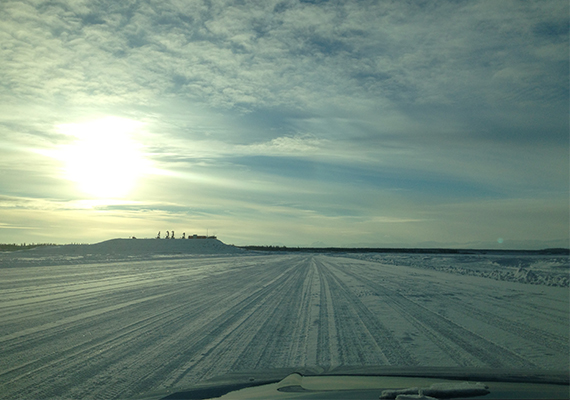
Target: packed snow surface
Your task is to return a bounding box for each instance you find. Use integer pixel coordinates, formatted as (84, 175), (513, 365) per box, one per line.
(337, 252), (569, 287)
(0, 244), (568, 399)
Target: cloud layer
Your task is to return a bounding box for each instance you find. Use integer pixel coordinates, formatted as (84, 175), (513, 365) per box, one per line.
(0, 0), (568, 247)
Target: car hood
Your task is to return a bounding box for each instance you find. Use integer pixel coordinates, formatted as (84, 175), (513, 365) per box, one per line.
(133, 366), (569, 400)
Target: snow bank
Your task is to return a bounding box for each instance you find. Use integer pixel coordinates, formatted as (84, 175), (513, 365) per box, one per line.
(339, 253), (569, 287)
(0, 238), (243, 267)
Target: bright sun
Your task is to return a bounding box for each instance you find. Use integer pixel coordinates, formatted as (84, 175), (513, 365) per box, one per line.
(56, 117), (149, 198)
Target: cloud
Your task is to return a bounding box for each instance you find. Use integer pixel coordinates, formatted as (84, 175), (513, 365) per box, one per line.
(0, 0), (567, 246)
(0, 221), (41, 231)
(240, 135), (325, 155)
(2, 0), (565, 112)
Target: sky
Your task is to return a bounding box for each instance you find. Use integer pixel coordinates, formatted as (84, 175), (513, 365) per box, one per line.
(0, 0), (568, 248)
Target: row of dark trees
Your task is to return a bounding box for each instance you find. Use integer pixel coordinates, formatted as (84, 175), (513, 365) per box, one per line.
(0, 243), (56, 252)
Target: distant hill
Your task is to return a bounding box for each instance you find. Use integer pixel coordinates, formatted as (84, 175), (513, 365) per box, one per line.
(0, 238), (243, 267)
(92, 238), (242, 255)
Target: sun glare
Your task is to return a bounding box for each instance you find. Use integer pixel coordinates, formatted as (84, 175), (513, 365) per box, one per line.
(56, 117), (149, 198)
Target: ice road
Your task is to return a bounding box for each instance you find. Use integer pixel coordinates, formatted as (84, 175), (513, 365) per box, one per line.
(0, 251), (568, 399)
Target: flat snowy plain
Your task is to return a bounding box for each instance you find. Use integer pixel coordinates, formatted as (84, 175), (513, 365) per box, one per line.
(0, 240), (568, 399)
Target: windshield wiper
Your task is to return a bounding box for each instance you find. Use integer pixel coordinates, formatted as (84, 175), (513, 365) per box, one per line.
(379, 381), (490, 399)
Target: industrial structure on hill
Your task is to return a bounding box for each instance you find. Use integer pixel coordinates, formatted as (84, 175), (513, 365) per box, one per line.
(155, 231), (216, 240)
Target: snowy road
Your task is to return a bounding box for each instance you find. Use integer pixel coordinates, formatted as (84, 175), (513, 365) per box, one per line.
(0, 253), (568, 399)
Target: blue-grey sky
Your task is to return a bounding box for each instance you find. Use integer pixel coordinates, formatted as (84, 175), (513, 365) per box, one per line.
(1, 0), (568, 248)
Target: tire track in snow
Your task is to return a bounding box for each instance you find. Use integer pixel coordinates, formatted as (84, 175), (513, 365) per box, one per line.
(95, 256), (304, 398)
(157, 256), (309, 389)
(1, 256), (298, 399)
(1, 253), (564, 399)
(2, 286), (223, 400)
(326, 256), (539, 369)
(0, 292), (180, 381)
(228, 257), (314, 372)
(316, 258), (340, 367)
(342, 258), (569, 360)
(286, 257), (320, 367)
(315, 258), (417, 366)
(338, 253), (569, 325)
(326, 255), (567, 367)
(0, 258), (243, 361)
(448, 300), (569, 355)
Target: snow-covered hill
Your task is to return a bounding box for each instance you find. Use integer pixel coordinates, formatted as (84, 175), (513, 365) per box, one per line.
(0, 238), (243, 267)
(86, 238), (241, 255)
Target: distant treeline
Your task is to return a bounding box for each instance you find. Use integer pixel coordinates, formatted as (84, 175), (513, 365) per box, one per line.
(239, 246), (570, 255)
(0, 243), (56, 252)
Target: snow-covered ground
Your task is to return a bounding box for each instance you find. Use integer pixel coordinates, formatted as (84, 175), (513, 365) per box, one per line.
(0, 241), (568, 399)
(336, 252), (569, 287)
